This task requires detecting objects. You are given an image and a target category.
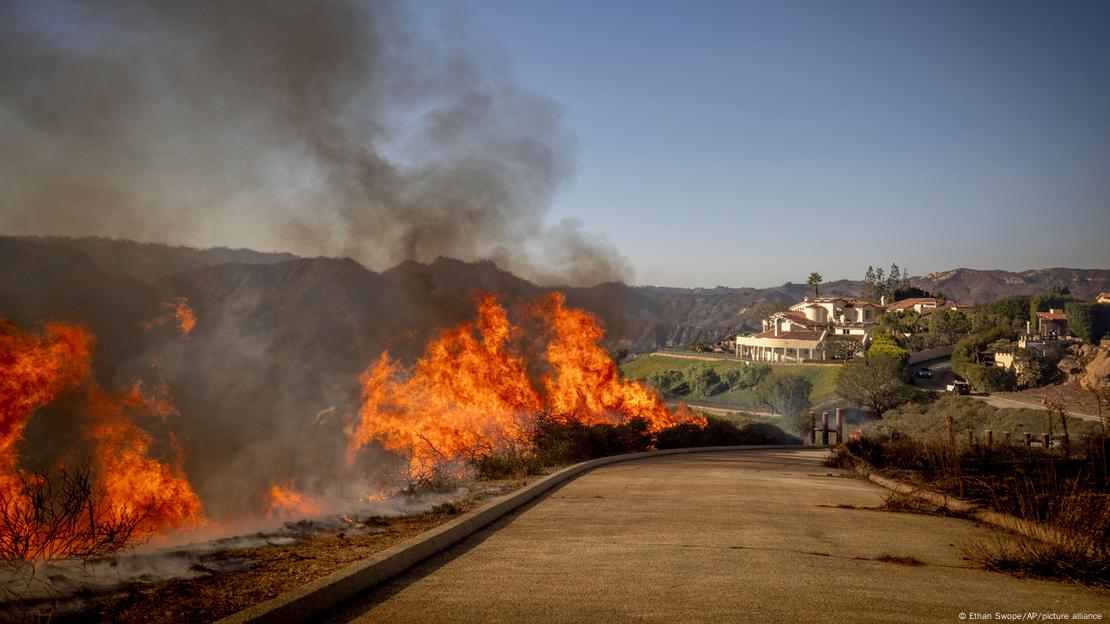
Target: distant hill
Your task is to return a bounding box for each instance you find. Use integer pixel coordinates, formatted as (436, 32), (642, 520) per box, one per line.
(2, 234), (1107, 516)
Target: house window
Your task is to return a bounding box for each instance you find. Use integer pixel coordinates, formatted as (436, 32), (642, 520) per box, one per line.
(841, 329), (850, 335)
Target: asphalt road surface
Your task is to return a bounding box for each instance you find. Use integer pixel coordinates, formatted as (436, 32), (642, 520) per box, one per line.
(324, 449), (1110, 623)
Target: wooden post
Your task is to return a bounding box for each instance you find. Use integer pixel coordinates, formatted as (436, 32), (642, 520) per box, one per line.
(1023, 432), (1032, 448)
(821, 411), (830, 446)
(1041, 433), (1051, 449)
(808, 412), (817, 445)
(834, 408), (843, 445)
(984, 430), (992, 448)
(1002, 431), (1011, 443)
(1061, 433), (1070, 454)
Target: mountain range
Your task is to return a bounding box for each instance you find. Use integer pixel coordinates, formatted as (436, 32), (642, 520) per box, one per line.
(4, 236), (1109, 354)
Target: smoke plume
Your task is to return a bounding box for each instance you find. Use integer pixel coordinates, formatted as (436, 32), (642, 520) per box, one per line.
(0, 0), (630, 286)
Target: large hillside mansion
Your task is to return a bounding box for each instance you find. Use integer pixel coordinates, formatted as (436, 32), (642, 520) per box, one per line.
(733, 295), (964, 362)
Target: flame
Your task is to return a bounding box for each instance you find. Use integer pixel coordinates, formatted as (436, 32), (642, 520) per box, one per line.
(349, 295), (542, 475)
(84, 384), (204, 533)
(0, 319), (93, 480)
(349, 293), (702, 475)
(267, 483), (323, 519)
(0, 318), (203, 559)
(141, 297), (197, 339)
(539, 292), (689, 429)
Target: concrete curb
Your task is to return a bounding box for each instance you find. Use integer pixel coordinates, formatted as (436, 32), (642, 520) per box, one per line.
(867, 472), (1069, 545)
(217, 444), (806, 624)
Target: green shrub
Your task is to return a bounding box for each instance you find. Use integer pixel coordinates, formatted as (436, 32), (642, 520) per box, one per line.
(684, 362), (721, 397)
(1066, 302), (1110, 344)
(654, 416), (798, 448)
(753, 374), (812, 417)
(645, 368), (683, 393)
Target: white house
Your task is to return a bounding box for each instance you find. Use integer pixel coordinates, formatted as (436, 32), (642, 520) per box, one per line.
(734, 297), (882, 362)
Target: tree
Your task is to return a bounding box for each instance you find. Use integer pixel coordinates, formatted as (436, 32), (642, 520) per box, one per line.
(754, 374), (812, 418)
(684, 363), (720, 397)
(892, 285), (930, 301)
(973, 295), (1031, 332)
(807, 272), (823, 298)
(1011, 348), (1043, 388)
(646, 369), (683, 394)
(736, 362), (771, 387)
(1066, 302), (1110, 344)
(928, 309), (971, 344)
(836, 354), (913, 416)
(818, 334), (861, 360)
(721, 368), (744, 390)
(878, 310), (922, 336)
(867, 333), (908, 362)
(863, 266), (878, 301)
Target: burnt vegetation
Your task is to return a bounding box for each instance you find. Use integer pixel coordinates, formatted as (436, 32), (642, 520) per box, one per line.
(828, 431), (1110, 586)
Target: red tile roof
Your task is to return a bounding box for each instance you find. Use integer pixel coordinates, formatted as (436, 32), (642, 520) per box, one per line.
(1036, 311), (1067, 321)
(778, 311), (823, 329)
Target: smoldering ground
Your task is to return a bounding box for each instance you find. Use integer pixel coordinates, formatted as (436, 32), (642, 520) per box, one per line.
(0, 0), (629, 286)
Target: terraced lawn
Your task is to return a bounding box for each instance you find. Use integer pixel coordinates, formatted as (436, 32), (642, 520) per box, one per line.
(620, 353), (842, 410)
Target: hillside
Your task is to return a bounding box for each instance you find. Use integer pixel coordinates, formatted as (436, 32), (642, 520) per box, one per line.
(2, 235), (1107, 516)
(4, 237), (1109, 355)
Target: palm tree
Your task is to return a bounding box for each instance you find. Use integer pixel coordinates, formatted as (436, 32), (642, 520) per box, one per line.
(807, 272), (823, 298)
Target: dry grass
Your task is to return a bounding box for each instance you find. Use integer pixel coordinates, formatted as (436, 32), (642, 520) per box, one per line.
(831, 430), (1110, 586)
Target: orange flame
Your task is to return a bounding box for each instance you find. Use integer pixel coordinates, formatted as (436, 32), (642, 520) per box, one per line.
(84, 384), (204, 533)
(0, 318), (203, 558)
(141, 297), (196, 340)
(349, 295), (542, 475)
(0, 319), (93, 480)
(266, 483), (323, 519)
(349, 293), (702, 475)
(539, 292), (689, 429)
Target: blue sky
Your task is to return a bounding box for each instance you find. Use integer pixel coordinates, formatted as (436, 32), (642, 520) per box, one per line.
(418, 0), (1110, 287)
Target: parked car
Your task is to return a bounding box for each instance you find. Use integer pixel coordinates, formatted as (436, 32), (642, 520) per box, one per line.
(914, 367), (932, 379)
(946, 380), (970, 395)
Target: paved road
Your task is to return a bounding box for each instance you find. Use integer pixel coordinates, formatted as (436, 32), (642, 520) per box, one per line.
(326, 449), (1110, 624)
(915, 357), (1102, 421)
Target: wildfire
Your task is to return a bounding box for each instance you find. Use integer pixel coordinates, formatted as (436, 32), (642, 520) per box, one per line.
(348, 293), (702, 475)
(0, 318), (203, 560)
(539, 293), (689, 429)
(141, 297), (197, 340)
(84, 384), (203, 533)
(267, 483), (323, 519)
(0, 319), (93, 479)
(349, 295), (542, 475)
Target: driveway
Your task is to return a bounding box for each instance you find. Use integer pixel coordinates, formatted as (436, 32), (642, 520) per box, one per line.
(325, 449), (1110, 623)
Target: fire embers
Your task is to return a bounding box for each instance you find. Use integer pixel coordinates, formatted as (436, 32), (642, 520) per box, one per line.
(141, 297), (197, 340)
(348, 293), (703, 477)
(0, 319), (203, 559)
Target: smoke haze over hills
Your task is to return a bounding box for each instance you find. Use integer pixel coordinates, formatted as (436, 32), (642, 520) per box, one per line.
(0, 0), (629, 287)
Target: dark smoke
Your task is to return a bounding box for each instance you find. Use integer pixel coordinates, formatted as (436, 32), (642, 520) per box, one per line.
(0, 0), (630, 286)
